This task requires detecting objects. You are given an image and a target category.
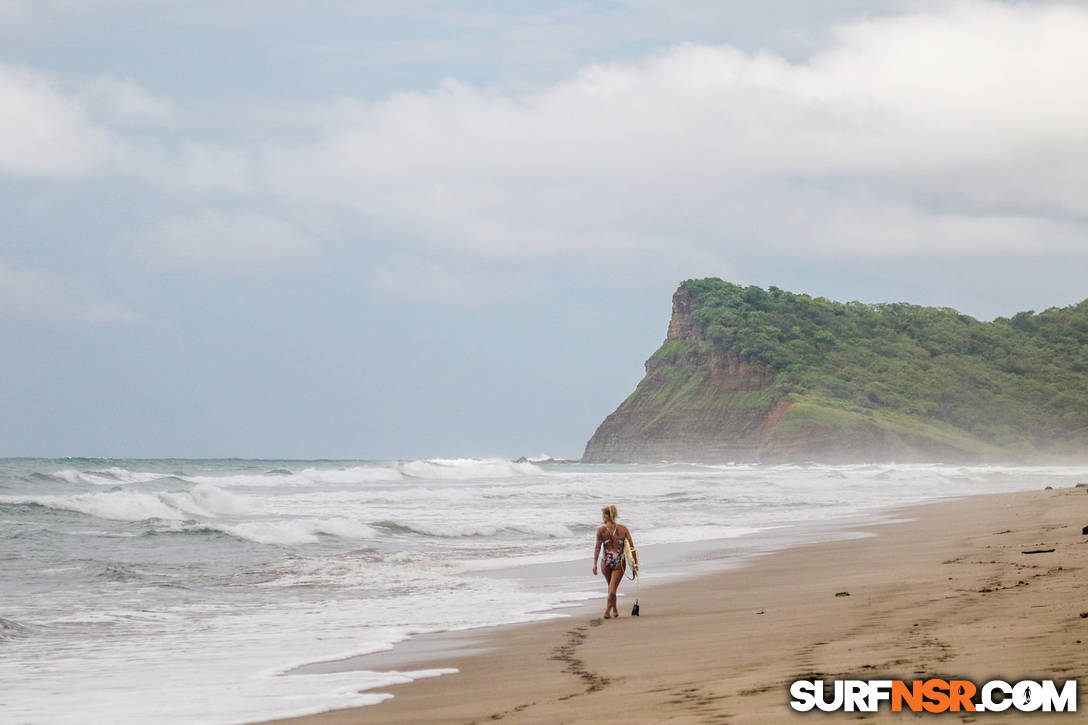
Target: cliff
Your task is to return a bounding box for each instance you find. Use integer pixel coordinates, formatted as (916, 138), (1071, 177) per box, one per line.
(582, 279), (1088, 463)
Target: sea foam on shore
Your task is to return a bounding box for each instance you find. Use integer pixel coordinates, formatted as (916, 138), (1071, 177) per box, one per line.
(0, 458), (1082, 724)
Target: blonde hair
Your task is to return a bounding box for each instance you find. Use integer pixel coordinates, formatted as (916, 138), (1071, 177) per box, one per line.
(601, 505), (618, 523)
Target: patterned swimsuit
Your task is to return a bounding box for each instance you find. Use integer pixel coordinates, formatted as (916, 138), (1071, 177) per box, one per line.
(601, 525), (624, 569)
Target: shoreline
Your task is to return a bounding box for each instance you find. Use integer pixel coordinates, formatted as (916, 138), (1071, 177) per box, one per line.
(279, 512), (892, 677)
(258, 485), (1088, 723)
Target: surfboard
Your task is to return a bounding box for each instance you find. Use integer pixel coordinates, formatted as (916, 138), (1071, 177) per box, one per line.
(623, 539), (638, 580)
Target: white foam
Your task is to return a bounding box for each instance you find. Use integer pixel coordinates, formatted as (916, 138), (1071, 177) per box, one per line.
(0, 651), (457, 725)
(1, 491), (187, 521)
(215, 520), (322, 545)
(0, 485), (260, 523)
(219, 668), (458, 725)
(299, 466), (404, 484)
(215, 517), (378, 545)
(459, 550), (586, 570)
(312, 517), (379, 539)
(183, 465), (405, 488)
(6, 459), (1084, 725)
(399, 457), (543, 480)
(184, 472), (317, 488)
(637, 524), (769, 546)
(378, 518), (573, 538)
(159, 483), (253, 517)
(49, 467), (172, 485)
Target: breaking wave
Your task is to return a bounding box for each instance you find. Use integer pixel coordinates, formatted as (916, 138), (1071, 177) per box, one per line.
(398, 458), (542, 479)
(47, 468), (174, 486)
(371, 519), (572, 538)
(0, 484), (251, 522)
(211, 518), (379, 545)
(32, 458), (544, 492)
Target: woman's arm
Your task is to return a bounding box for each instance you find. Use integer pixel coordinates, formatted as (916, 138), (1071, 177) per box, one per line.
(592, 528), (602, 574)
(625, 527), (638, 567)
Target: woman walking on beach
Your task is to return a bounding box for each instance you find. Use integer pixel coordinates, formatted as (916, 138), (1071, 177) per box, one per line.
(593, 505), (637, 619)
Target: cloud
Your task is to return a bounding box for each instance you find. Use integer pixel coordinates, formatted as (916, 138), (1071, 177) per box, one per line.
(256, 1), (1088, 262)
(4, 1), (1088, 272)
(130, 211), (320, 275)
(0, 65), (113, 176)
(0, 64), (180, 180)
(0, 63), (258, 195)
(78, 75), (174, 124)
(0, 260), (142, 324)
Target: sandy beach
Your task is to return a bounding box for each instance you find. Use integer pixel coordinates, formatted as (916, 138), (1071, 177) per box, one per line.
(261, 486), (1088, 724)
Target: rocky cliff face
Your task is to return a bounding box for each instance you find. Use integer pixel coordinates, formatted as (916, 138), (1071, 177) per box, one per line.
(580, 287), (1008, 464)
(582, 288), (788, 463)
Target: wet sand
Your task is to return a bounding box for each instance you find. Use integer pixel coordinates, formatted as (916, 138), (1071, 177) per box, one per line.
(259, 486), (1088, 723)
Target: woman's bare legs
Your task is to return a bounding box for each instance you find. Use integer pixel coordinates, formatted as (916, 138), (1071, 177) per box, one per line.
(607, 564), (624, 618)
(600, 565), (614, 617)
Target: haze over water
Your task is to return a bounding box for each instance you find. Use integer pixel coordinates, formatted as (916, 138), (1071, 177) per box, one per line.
(2, 457), (1083, 724)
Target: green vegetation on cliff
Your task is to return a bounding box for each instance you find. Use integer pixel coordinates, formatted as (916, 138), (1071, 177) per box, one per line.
(679, 278), (1088, 455)
(583, 279), (1088, 462)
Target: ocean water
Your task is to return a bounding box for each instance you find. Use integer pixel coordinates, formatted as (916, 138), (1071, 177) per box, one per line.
(1, 458), (1084, 724)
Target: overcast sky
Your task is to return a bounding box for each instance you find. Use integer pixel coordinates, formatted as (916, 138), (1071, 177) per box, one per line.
(2, 0), (1087, 459)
